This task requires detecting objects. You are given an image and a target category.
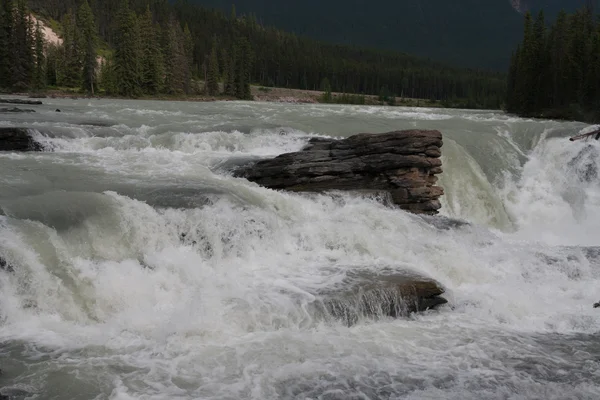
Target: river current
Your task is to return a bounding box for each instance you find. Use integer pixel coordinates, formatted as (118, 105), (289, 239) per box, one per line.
(0, 98), (599, 399)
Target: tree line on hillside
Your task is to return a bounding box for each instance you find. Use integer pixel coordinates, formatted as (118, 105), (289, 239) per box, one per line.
(506, 6), (600, 122)
(2, 0), (506, 108)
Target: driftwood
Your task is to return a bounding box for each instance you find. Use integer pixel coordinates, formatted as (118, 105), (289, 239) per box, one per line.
(0, 98), (42, 105)
(569, 129), (600, 142)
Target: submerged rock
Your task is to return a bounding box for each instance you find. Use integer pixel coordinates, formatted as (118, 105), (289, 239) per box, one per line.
(0, 256), (15, 272)
(314, 270), (447, 325)
(0, 127), (43, 151)
(234, 130), (445, 214)
(0, 107), (35, 113)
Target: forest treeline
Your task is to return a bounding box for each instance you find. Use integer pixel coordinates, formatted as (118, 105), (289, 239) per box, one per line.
(0, 0), (506, 108)
(506, 6), (600, 122)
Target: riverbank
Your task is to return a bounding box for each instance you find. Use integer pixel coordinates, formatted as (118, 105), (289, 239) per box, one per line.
(3, 85), (447, 108)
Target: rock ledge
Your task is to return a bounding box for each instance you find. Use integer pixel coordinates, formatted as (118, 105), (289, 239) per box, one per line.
(235, 130), (444, 214)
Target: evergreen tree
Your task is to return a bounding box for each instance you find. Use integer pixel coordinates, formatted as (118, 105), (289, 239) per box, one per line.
(33, 21), (46, 90)
(164, 16), (186, 94)
(139, 6), (163, 94)
(0, 0), (14, 89)
(45, 44), (60, 87)
(11, 0), (34, 91)
(114, 0), (141, 97)
(206, 37), (220, 95)
(224, 47), (236, 96)
(78, 0), (98, 94)
(60, 10), (82, 87)
(183, 24), (194, 93)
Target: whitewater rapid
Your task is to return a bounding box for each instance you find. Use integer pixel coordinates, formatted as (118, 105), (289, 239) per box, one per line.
(0, 99), (599, 399)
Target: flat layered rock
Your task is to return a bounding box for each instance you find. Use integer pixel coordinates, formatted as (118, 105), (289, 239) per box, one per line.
(0, 127), (43, 151)
(235, 130), (445, 214)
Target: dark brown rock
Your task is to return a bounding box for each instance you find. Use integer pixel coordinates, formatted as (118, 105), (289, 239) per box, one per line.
(314, 270), (447, 325)
(0, 127), (43, 151)
(235, 130), (444, 214)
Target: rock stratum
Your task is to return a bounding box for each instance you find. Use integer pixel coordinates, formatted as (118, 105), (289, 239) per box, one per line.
(235, 130), (444, 214)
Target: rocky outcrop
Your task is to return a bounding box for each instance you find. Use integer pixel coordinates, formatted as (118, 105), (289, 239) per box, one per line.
(313, 270), (447, 325)
(0, 127), (43, 151)
(0, 98), (42, 105)
(235, 130), (444, 214)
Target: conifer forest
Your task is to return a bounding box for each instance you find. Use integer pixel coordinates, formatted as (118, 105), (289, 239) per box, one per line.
(506, 5), (600, 122)
(0, 0), (507, 108)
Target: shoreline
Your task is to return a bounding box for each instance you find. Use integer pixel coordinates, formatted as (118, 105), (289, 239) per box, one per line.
(2, 86), (447, 109)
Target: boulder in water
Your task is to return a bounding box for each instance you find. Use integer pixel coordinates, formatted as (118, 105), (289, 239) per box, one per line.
(314, 270), (447, 325)
(0, 256), (14, 272)
(0, 127), (43, 151)
(594, 302), (599, 309)
(234, 130), (445, 214)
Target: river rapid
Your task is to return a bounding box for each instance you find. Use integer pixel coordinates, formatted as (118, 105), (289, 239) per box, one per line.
(0, 98), (599, 399)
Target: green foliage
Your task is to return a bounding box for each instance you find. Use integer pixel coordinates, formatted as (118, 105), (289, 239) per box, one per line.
(33, 21), (46, 90)
(0, 0), (14, 90)
(206, 37), (220, 95)
(139, 6), (164, 94)
(506, 5), (600, 122)
(114, 0), (141, 97)
(60, 11), (81, 88)
(78, 0), (97, 94)
(11, 0), (35, 91)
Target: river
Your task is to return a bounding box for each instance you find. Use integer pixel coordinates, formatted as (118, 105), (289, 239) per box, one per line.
(0, 98), (599, 399)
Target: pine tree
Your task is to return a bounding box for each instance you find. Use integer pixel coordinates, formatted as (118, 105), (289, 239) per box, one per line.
(0, 0), (14, 89)
(78, 0), (98, 94)
(114, 0), (141, 97)
(45, 44), (60, 87)
(60, 11), (82, 87)
(224, 46), (236, 96)
(206, 37), (220, 95)
(32, 21), (45, 90)
(164, 16), (186, 94)
(139, 6), (163, 94)
(183, 23), (194, 94)
(11, 0), (34, 91)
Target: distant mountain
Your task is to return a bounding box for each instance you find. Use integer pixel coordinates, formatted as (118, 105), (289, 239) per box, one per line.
(188, 0), (595, 70)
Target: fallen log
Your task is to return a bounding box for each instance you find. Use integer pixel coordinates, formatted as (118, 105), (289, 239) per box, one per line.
(234, 130), (445, 214)
(569, 129), (600, 142)
(0, 98), (42, 105)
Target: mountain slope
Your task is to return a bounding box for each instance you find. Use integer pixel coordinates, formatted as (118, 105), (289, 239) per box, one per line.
(189, 0), (595, 69)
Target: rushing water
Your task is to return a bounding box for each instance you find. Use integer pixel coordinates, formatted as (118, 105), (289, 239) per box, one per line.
(0, 98), (599, 400)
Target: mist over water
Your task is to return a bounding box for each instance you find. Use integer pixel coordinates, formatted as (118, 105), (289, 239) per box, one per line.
(1, 98), (599, 399)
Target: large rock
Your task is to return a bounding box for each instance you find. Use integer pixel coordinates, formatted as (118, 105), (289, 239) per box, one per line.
(0, 127), (42, 151)
(313, 270), (447, 325)
(235, 130), (445, 214)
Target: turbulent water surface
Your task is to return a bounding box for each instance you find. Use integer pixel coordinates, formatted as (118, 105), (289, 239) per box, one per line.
(1, 98), (599, 399)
